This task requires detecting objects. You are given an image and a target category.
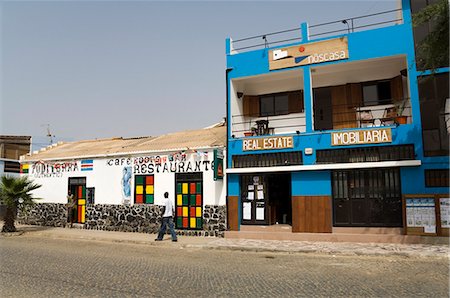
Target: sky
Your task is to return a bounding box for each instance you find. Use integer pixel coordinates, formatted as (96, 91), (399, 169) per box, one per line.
(1, 0), (397, 150)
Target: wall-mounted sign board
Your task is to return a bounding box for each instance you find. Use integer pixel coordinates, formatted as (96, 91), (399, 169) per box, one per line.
(243, 136), (294, 151)
(269, 37), (348, 70)
(331, 128), (392, 146)
(403, 194), (449, 236)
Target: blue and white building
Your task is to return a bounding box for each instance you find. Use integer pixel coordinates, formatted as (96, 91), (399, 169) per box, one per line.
(225, 0), (448, 237)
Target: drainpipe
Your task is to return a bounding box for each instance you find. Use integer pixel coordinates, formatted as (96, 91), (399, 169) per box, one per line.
(225, 67), (233, 230)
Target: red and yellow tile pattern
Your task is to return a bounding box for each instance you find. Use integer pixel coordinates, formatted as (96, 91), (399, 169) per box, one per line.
(176, 181), (202, 229)
(135, 175), (154, 204)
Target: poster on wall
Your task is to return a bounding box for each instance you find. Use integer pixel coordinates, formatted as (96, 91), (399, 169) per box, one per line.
(256, 206), (265, 220)
(440, 198), (450, 228)
(122, 166), (132, 205)
(243, 202), (251, 220)
(405, 197), (436, 234)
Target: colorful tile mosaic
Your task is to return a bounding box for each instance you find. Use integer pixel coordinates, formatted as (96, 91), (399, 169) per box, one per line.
(20, 164), (29, 174)
(176, 179), (202, 230)
(134, 175), (154, 204)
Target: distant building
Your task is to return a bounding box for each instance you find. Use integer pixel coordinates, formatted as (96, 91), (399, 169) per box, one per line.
(19, 125), (227, 236)
(0, 135), (31, 177)
(225, 0), (448, 240)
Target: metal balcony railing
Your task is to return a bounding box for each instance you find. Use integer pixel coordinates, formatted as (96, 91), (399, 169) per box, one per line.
(314, 97), (412, 130)
(230, 97), (411, 138)
(231, 113), (306, 137)
(231, 9), (403, 53)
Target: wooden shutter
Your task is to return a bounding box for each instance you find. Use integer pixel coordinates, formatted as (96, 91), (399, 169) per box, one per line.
(288, 91), (304, 113)
(348, 83), (362, 107)
(332, 85), (357, 129)
(390, 75), (403, 101)
(243, 95), (260, 117)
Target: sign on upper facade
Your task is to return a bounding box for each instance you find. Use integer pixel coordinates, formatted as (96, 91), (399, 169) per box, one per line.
(243, 136), (294, 151)
(213, 148), (224, 180)
(331, 128), (392, 146)
(269, 37), (349, 70)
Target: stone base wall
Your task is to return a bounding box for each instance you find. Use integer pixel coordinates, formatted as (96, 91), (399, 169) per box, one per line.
(85, 204), (163, 233)
(17, 203), (227, 237)
(17, 203), (67, 227)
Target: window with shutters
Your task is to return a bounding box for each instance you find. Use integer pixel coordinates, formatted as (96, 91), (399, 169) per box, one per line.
(362, 80), (392, 106)
(243, 90), (303, 117)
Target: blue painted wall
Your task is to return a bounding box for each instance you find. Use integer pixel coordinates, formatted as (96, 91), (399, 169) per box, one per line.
(292, 171), (332, 196)
(226, 0), (448, 198)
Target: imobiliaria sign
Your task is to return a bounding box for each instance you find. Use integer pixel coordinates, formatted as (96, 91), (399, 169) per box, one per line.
(331, 128), (392, 146)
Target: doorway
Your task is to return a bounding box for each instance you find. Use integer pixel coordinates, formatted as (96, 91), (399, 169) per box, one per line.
(68, 177), (86, 224)
(240, 173), (291, 225)
(268, 173), (292, 225)
(332, 168), (402, 227)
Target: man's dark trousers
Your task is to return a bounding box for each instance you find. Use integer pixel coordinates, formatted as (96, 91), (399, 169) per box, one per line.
(156, 217), (177, 241)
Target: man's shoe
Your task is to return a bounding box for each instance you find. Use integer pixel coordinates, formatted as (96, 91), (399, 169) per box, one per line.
(172, 239), (178, 242)
(155, 239), (162, 241)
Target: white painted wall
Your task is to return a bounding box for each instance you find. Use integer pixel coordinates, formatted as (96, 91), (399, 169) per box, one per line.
(231, 71), (306, 137)
(25, 148), (226, 207)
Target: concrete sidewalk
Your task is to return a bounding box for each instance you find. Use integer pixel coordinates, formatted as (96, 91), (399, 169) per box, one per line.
(2, 225), (449, 259)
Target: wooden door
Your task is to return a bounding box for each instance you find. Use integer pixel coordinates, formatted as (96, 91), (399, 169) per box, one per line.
(332, 85), (357, 129)
(313, 87), (333, 130)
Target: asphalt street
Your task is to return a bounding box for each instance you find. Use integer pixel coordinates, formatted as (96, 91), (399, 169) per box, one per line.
(0, 235), (448, 297)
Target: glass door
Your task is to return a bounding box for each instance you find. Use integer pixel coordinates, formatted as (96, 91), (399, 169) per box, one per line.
(241, 175), (268, 225)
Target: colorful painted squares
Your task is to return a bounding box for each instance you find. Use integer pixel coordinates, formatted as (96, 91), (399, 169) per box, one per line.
(134, 175), (154, 204)
(81, 160), (93, 171)
(20, 164), (29, 174)
(175, 176), (203, 230)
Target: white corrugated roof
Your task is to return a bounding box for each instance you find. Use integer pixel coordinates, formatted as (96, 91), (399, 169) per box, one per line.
(22, 125), (226, 162)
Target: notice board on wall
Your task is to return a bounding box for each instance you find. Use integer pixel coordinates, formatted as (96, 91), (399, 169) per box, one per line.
(403, 194), (449, 236)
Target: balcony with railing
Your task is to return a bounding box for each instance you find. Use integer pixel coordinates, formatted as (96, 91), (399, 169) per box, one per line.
(230, 69), (306, 138)
(229, 8), (403, 54)
(230, 54), (412, 138)
(311, 55), (412, 131)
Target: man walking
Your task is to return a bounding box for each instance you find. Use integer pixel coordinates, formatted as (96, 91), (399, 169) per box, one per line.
(155, 192), (178, 242)
(66, 190), (76, 227)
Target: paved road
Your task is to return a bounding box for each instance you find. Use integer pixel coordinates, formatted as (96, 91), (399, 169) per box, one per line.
(0, 236), (448, 297)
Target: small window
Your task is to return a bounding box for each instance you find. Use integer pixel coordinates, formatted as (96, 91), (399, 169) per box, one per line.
(260, 95), (274, 116)
(259, 91), (303, 117)
(425, 169), (449, 187)
(4, 161), (20, 173)
(134, 175), (154, 204)
(86, 188), (95, 204)
(362, 81), (392, 106)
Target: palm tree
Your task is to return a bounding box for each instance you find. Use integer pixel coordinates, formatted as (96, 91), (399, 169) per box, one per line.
(0, 176), (41, 233)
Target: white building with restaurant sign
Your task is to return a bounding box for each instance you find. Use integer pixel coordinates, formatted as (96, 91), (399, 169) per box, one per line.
(19, 125), (227, 235)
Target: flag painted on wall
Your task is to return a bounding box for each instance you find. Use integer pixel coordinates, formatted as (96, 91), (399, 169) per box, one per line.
(20, 164), (29, 174)
(81, 160), (93, 171)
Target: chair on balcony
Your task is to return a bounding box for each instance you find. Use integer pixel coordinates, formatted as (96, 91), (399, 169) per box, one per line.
(357, 110), (375, 127)
(380, 106), (397, 126)
(253, 120), (270, 136)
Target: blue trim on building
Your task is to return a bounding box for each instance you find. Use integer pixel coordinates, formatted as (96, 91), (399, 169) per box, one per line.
(225, 0), (448, 231)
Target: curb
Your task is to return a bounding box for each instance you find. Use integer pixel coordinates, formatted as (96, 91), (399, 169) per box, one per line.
(3, 228), (449, 259)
